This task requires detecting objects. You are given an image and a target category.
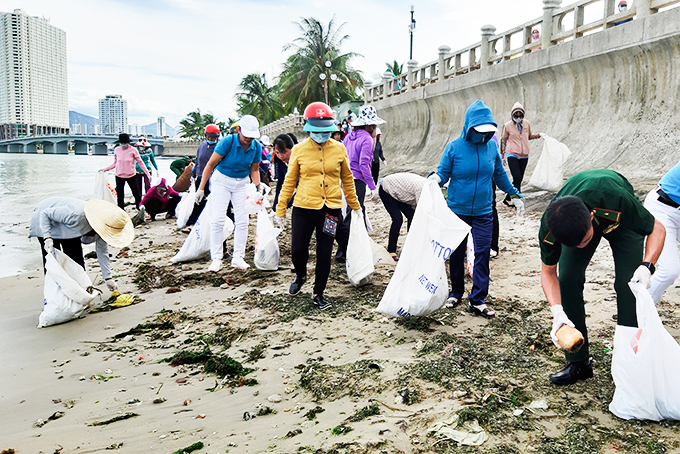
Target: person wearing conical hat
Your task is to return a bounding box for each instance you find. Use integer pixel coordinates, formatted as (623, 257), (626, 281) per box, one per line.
(29, 197), (135, 292)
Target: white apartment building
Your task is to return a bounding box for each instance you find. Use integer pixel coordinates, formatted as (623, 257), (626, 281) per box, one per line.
(129, 123), (141, 135)
(99, 94), (127, 135)
(71, 123), (87, 134)
(0, 9), (69, 139)
(156, 116), (166, 137)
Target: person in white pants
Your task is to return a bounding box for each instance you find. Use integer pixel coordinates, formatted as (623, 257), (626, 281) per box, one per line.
(195, 115), (263, 272)
(644, 161), (680, 303)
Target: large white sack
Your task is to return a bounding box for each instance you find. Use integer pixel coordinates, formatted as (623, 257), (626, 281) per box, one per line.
(371, 239), (396, 267)
(376, 180), (471, 317)
(93, 172), (117, 205)
(609, 283), (680, 420)
(254, 207), (281, 271)
(528, 134), (571, 192)
(170, 198), (234, 263)
(175, 183), (196, 229)
(346, 212), (375, 286)
(39, 249), (98, 328)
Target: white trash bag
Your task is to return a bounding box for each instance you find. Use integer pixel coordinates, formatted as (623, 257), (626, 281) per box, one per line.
(245, 183), (271, 215)
(465, 234), (474, 278)
(528, 134), (571, 192)
(254, 207), (281, 271)
(371, 239), (396, 267)
(376, 180), (470, 317)
(609, 282), (680, 420)
(346, 212), (375, 286)
(170, 198), (234, 263)
(94, 172), (117, 205)
(39, 249), (98, 328)
(175, 183), (196, 229)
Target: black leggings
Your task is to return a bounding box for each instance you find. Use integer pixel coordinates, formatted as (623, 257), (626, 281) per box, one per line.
(144, 196), (180, 219)
(504, 156), (528, 202)
(379, 186), (414, 253)
(38, 237), (84, 274)
(291, 206), (341, 296)
(116, 175), (142, 209)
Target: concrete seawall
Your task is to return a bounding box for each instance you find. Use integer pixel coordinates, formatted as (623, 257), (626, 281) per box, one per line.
(372, 7), (680, 181)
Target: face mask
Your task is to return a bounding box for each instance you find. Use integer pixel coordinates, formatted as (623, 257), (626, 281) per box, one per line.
(468, 129), (494, 145)
(121, 144), (129, 149)
(310, 132), (331, 144)
(513, 116), (523, 124)
(156, 188), (167, 197)
(207, 140), (217, 145)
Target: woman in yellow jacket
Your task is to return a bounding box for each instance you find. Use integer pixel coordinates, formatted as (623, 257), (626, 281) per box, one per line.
(275, 102), (361, 310)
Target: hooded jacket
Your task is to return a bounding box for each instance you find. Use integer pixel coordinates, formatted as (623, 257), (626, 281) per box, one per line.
(500, 102), (540, 159)
(140, 178), (180, 209)
(434, 100), (519, 217)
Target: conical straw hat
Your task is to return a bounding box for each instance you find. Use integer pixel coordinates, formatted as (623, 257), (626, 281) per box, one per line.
(84, 199), (134, 248)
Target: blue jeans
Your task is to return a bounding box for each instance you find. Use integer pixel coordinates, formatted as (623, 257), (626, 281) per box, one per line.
(448, 213), (493, 305)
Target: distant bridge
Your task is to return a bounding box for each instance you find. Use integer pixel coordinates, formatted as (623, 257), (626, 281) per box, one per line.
(0, 134), (165, 155)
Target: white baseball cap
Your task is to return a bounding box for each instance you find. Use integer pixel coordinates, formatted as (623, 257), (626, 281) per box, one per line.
(238, 115), (260, 139)
(473, 123), (497, 133)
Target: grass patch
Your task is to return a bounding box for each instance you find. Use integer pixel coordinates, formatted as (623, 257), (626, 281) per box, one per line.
(166, 347), (257, 386)
(299, 360), (382, 402)
(331, 424), (353, 436)
(172, 441), (204, 454)
(345, 402), (379, 422)
(245, 342), (267, 363)
(304, 406), (325, 420)
(134, 263), (225, 292)
(394, 316), (436, 333)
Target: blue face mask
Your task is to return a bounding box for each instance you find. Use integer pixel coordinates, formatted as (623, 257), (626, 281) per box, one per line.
(310, 132), (331, 144)
(467, 129), (495, 145)
(207, 140), (217, 145)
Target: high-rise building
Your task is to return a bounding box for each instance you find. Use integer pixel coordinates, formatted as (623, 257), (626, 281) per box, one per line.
(98, 94), (127, 135)
(156, 116), (166, 138)
(129, 123), (141, 135)
(0, 9), (69, 140)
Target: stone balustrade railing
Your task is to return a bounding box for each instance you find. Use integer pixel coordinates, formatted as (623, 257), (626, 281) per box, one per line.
(260, 113), (304, 138)
(365, 0), (679, 103)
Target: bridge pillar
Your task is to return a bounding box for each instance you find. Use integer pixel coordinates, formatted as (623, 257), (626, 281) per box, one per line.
(480, 26), (496, 70)
(55, 142), (68, 154)
(438, 45), (451, 81)
(93, 144), (108, 155)
(25, 143), (38, 154)
(407, 60), (418, 90)
(0, 144), (7, 153)
(9, 143), (24, 153)
(153, 144), (163, 156)
(364, 83), (372, 103)
(42, 142), (54, 154)
(542, 0), (562, 49)
(74, 142), (88, 155)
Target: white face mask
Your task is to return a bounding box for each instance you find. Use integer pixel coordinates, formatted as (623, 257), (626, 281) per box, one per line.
(121, 144), (129, 149)
(310, 132), (331, 144)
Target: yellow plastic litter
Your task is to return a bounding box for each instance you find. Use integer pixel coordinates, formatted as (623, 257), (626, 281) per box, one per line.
(110, 291), (122, 299)
(111, 293), (136, 307)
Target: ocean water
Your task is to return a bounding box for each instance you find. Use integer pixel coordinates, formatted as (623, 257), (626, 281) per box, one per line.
(0, 153), (176, 278)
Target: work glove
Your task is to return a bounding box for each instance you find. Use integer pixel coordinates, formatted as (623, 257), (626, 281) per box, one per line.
(98, 169), (105, 173)
(352, 208), (363, 219)
(106, 278), (119, 292)
(630, 265), (652, 289)
(43, 238), (54, 254)
(550, 304), (575, 348)
(512, 197), (525, 218)
(275, 215), (286, 230)
(370, 188), (380, 202)
(383, 160), (388, 166)
(427, 173), (441, 184)
(195, 189), (205, 204)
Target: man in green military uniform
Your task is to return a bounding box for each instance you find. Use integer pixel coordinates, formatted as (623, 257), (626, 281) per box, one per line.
(170, 156), (193, 179)
(539, 169), (665, 385)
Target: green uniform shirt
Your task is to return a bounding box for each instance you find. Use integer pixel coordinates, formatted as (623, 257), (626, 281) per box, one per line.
(538, 169), (655, 266)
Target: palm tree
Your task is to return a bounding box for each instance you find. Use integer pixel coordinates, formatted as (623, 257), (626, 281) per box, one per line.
(177, 109), (205, 140)
(386, 60), (404, 77)
(278, 16), (363, 112)
(235, 73), (281, 125)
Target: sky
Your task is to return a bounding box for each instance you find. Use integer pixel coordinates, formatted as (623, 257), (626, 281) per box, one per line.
(1, 0), (547, 128)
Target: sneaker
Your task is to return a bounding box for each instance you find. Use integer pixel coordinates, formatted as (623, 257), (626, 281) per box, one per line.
(444, 296), (460, 309)
(208, 259), (222, 272)
(288, 275), (306, 295)
(231, 256), (250, 270)
(312, 294), (332, 311)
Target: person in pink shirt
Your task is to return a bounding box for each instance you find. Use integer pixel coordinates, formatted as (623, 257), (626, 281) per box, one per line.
(100, 133), (150, 209)
(139, 178), (181, 221)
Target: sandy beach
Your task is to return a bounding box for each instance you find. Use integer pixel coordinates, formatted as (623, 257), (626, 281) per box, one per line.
(2, 184), (680, 454)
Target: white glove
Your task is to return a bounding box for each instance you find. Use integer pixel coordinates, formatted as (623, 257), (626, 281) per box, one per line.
(427, 173), (441, 184)
(43, 238), (54, 254)
(370, 188), (380, 202)
(512, 197), (525, 217)
(195, 189), (205, 204)
(106, 279), (119, 292)
(539, 133), (545, 138)
(275, 215), (286, 230)
(352, 208), (363, 219)
(550, 305), (575, 348)
(256, 183), (266, 195)
(630, 265), (652, 289)
(98, 169), (105, 173)
(383, 160), (387, 166)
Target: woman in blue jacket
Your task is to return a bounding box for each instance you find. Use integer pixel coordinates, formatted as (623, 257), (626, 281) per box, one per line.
(428, 100), (524, 318)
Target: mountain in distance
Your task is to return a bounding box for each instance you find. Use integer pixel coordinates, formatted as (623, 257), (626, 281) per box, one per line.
(142, 122), (176, 137)
(68, 111), (176, 136)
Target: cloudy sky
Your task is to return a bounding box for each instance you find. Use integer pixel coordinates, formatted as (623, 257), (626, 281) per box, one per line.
(2, 0), (547, 127)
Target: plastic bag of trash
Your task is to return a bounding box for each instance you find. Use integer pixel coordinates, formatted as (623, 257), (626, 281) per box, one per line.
(376, 180), (470, 317)
(245, 183), (271, 215)
(371, 239), (396, 267)
(175, 183), (196, 229)
(609, 283), (680, 420)
(94, 172), (117, 205)
(254, 207), (281, 271)
(428, 413), (488, 446)
(39, 249), (98, 328)
(346, 211), (375, 286)
(528, 134), (571, 192)
(170, 198), (234, 263)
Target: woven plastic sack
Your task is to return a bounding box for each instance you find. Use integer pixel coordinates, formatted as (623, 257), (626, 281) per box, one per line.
(528, 134), (571, 191)
(609, 283), (680, 420)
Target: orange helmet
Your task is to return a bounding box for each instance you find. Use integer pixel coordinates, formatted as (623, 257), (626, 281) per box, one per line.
(303, 102), (337, 132)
